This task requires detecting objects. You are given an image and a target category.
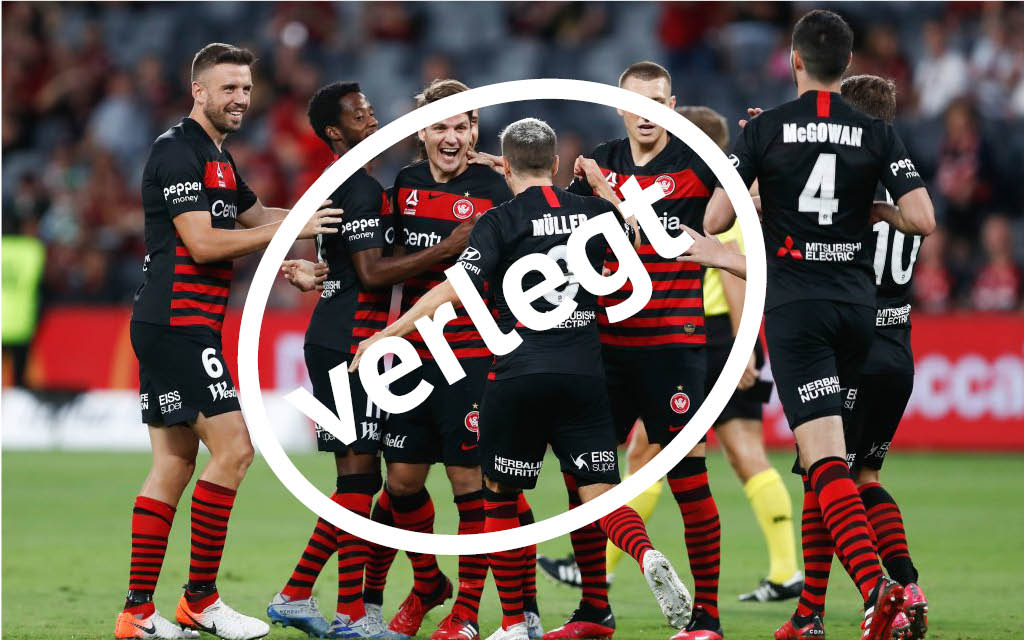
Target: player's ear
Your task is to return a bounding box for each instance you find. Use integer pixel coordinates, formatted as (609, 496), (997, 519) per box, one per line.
(191, 80), (204, 104)
(551, 155), (559, 178)
(324, 124), (342, 142)
(668, 95), (677, 110)
(417, 129), (426, 143)
(501, 156), (513, 180)
(845, 51), (853, 74)
(791, 49), (804, 73)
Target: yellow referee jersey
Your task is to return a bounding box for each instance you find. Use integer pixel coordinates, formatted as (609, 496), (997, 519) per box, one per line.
(702, 221), (745, 317)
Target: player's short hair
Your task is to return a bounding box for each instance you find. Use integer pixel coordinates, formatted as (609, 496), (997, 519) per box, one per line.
(791, 10), (853, 83)
(841, 74), (897, 124)
(416, 78), (470, 108)
(307, 82), (362, 146)
(500, 118), (557, 176)
(191, 43), (255, 82)
(678, 106), (729, 151)
(619, 61), (672, 89)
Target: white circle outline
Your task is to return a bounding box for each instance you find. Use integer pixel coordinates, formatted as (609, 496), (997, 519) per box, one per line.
(237, 79), (766, 554)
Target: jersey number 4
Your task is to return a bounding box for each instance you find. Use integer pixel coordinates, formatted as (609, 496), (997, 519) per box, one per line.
(799, 153), (839, 225)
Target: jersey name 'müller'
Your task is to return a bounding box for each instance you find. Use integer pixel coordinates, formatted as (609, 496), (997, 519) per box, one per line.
(133, 118), (257, 333)
(569, 134), (714, 349)
(391, 161), (513, 360)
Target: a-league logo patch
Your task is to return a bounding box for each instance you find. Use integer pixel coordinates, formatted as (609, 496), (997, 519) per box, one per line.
(670, 391), (690, 414)
(464, 410), (479, 434)
(453, 198), (475, 219)
(655, 174), (676, 196)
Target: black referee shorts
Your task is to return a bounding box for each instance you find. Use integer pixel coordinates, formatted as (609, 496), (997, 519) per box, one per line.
(704, 314), (771, 426)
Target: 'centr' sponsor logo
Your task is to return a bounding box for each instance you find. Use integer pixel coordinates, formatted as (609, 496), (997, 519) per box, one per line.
(403, 228), (444, 248)
(211, 200), (238, 218)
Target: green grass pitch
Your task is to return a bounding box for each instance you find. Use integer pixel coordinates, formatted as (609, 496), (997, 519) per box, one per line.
(3, 450), (1022, 639)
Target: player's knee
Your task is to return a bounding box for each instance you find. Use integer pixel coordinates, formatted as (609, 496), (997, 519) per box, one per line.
(153, 454), (196, 485)
(446, 464), (482, 494)
(385, 475), (424, 497)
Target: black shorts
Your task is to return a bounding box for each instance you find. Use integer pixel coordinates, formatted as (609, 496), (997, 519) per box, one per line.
(305, 343), (384, 455)
(603, 346), (707, 447)
(383, 357), (488, 466)
(845, 372), (913, 471)
(131, 321), (239, 426)
(764, 301), (874, 431)
(705, 315), (771, 426)
(481, 374), (620, 490)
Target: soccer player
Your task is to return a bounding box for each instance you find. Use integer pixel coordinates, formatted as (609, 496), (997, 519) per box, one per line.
(351, 116), (692, 640)
(839, 74), (928, 640)
(116, 43), (341, 640)
(365, 80), (526, 640)
(538, 62), (724, 640)
(701, 11), (935, 640)
(265, 82), (474, 639)
(540, 106), (804, 608)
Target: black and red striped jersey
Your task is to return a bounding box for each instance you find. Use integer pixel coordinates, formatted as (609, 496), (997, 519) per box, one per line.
(569, 134), (714, 349)
(305, 167), (392, 354)
(456, 185), (633, 380)
(391, 161), (513, 359)
(133, 118), (257, 333)
(730, 90), (925, 311)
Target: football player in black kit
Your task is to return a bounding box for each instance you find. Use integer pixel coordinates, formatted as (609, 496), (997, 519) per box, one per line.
(839, 74), (928, 640)
(265, 82), (473, 639)
(537, 61), (724, 640)
(701, 11), (935, 640)
(350, 117), (692, 640)
(117, 43), (341, 640)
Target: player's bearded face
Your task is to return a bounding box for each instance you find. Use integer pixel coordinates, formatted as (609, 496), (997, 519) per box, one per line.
(420, 114), (471, 176)
(618, 76), (675, 146)
(200, 64), (252, 134)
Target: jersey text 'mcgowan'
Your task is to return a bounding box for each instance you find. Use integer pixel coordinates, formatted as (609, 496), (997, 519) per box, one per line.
(783, 122), (863, 147)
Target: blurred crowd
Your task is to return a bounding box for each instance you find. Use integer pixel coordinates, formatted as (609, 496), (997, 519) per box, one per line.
(3, 1), (1024, 315)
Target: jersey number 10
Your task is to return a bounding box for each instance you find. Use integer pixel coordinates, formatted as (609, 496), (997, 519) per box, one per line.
(799, 153), (839, 225)
(872, 222), (921, 285)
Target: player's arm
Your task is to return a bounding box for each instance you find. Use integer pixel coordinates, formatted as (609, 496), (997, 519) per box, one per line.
(173, 207), (341, 263)
(281, 259), (329, 292)
(236, 199), (292, 228)
(677, 224), (746, 279)
(706, 113), (761, 234)
(718, 243), (758, 389)
(575, 156), (641, 250)
(870, 187), (936, 236)
(351, 222), (472, 290)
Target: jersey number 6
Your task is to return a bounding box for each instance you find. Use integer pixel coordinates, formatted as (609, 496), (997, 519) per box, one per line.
(202, 347), (224, 378)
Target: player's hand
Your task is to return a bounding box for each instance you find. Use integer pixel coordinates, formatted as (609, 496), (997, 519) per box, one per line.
(738, 351), (758, 390)
(467, 150), (505, 175)
(281, 259), (328, 292)
(441, 218), (476, 257)
(870, 201), (897, 225)
(738, 107), (763, 129)
(676, 224), (729, 267)
(576, 156), (605, 190)
(349, 332), (385, 372)
(298, 201), (343, 239)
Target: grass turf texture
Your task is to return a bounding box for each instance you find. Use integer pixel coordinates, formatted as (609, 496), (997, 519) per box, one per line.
(3, 450), (1021, 639)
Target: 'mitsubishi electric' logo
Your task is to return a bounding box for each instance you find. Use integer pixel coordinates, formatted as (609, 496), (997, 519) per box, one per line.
(670, 391), (690, 414)
(777, 235), (804, 259)
(453, 198), (475, 219)
(655, 174), (676, 195)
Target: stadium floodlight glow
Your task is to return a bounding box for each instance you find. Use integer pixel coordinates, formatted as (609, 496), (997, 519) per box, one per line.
(237, 79), (765, 555)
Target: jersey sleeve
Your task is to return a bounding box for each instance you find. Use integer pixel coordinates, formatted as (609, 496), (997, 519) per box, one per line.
(231, 158), (258, 213)
(877, 123), (926, 201)
(567, 176), (594, 196)
(342, 176), (389, 253)
(152, 139), (210, 218)
(456, 211), (503, 293)
(727, 119), (760, 188)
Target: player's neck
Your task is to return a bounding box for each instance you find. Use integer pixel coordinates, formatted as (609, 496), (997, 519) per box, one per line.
(428, 159), (468, 184)
(627, 132), (669, 167)
(796, 78), (842, 97)
(188, 107), (227, 150)
(509, 174), (552, 196)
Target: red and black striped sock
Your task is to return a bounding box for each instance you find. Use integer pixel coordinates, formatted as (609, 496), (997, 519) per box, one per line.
(363, 490), (397, 607)
(808, 457), (883, 602)
(186, 480), (236, 611)
(282, 493), (341, 600)
(596, 505), (655, 565)
(485, 488), (525, 629)
(564, 473), (609, 609)
(335, 474), (377, 620)
(517, 493), (537, 604)
(668, 457), (721, 619)
(124, 496), (176, 616)
(452, 490), (487, 622)
(795, 475), (833, 619)
(391, 488), (443, 598)
(859, 482), (918, 586)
